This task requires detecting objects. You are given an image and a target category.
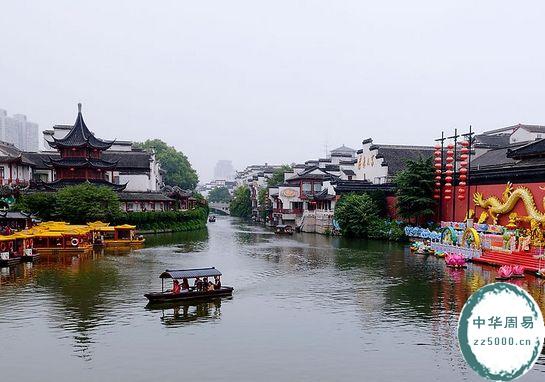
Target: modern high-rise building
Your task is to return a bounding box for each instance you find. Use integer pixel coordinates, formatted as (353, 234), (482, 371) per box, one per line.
(213, 159), (235, 180)
(0, 109), (39, 151)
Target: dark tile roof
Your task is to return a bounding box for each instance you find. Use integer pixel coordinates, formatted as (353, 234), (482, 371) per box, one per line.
(471, 147), (516, 169)
(45, 157), (118, 169)
(474, 133), (510, 148)
(23, 151), (153, 172)
(287, 166), (338, 182)
(330, 145), (355, 156)
(33, 179), (126, 191)
(48, 104), (114, 150)
(506, 138), (545, 159)
(342, 169), (356, 176)
(371, 144), (434, 176)
(117, 192), (173, 202)
(331, 180), (396, 193)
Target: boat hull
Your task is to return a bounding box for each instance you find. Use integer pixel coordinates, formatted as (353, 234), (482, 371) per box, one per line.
(103, 240), (145, 248)
(145, 287), (234, 303)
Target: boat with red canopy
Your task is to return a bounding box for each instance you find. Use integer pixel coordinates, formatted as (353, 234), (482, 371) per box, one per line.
(144, 267), (233, 304)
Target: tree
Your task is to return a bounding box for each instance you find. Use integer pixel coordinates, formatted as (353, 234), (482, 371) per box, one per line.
(208, 187), (231, 203)
(267, 165), (292, 187)
(257, 188), (269, 221)
(229, 187), (252, 218)
(334, 193), (380, 237)
(15, 192), (58, 221)
(56, 184), (121, 224)
(136, 139), (199, 190)
(395, 157), (436, 224)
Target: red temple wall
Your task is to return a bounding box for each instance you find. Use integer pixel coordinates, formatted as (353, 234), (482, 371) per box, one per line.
(439, 181), (545, 226)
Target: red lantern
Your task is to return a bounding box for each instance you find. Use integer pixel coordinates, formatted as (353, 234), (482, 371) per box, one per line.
(444, 188), (452, 194)
(446, 157), (454, 163)
(459, 168), (468, 174)
(458, 194), (466, 200)
(447, 144), (454, 149)
(434, 194), (441, 200)
(460, 154), (468, 161)
(435, 169), (441, 174)
(445, 195), (452, 200)
(447, 150), (454, 156)
(445, 170), (453, 175)
(461, 140), (470, 147)
(434, 157), (442, 163)
(458, 187), (466, 193)
(435, 182), (441, 187)
(459, 174), (467, 181)
(445, 176), (453, 182)
(435, 176), (441, 181)
(459, 181), (466, 187)
(460, 161), (468, 167)
(435, 144), (441, 150)
(446, 163), (453, 169)
(461, 147), (469, 154)
(434, 152), (441, 157)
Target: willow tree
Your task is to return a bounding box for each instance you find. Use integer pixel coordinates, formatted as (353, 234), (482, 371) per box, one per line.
(229, 187), (252, 218)
(394, 157), (436, 225)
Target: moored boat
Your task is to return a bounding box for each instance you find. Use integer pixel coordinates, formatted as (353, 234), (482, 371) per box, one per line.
(275, 224), (293, 235)
(103, 225), (145, 247)
(208, 215), (216, 223)
(145, 267), (233, 304)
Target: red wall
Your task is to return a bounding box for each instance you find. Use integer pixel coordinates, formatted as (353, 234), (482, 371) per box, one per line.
(439, 182), (545, 226)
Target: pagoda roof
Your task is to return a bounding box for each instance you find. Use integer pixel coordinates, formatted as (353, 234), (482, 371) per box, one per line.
(32, 179), (127, 192)
(47, 103), (115, 150)
(44, 156), (118, 170)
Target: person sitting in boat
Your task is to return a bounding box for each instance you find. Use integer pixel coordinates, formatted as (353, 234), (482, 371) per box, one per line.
(181, 278), (190, 292)
(207, 281), (215, 292)
(171, 280), (181, 294)
(203, 277), (209, 290)
(214, 276), (221, 290)
(194, 277), (202, 291)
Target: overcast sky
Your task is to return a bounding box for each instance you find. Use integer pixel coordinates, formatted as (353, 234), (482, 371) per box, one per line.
(1, 1), (545, 182)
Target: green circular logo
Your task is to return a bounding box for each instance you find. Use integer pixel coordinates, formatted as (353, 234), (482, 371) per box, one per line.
(458, 282), (544, 381)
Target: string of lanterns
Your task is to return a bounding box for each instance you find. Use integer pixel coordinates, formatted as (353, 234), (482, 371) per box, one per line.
(458, 141), (470, 201)
(433, 145), (442, 200)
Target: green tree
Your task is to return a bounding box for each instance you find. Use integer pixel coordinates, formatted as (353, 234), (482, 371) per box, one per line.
(267, 165), (292, 187)
(136, 139), (199, 190)
(334, 193), (380, 238)
(56, 184), (121, 224)
(394, 157), (436, 224)
(15, 192), (58, 221)
(208, 187), (231, 203)
(229, 186), (252, 218)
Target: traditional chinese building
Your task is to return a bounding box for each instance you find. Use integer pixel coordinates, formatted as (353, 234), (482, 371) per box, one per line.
(42, 103), (124, 190)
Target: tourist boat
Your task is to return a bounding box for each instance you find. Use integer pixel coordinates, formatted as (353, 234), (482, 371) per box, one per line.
(275, 224), (294, 235)
(103, 225), (145, 248)
(0, 235), (20, 267)
(208, 215), (216, 223)
(29, 222), (93, 255)
(145, 267), (234, 304)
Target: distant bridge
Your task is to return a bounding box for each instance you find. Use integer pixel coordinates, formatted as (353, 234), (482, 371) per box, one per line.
(208, 202), (230, 215)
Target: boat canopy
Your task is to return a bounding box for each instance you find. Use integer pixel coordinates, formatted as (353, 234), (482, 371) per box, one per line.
(160, 267), (222, 279)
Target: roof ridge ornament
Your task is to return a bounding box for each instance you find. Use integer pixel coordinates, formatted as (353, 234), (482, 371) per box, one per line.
(78, 103), (82, 114)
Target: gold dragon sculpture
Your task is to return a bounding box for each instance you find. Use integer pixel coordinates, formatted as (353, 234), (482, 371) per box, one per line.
(473, 182), (545, 225)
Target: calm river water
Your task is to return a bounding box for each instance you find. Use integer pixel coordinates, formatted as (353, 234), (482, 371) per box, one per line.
(1, 216), (545, 381)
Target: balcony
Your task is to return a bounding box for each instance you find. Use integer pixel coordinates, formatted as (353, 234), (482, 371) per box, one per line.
(0, 179), (30, 186)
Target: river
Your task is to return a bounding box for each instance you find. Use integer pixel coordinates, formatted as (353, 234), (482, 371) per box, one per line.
(1, 216), (544, 381)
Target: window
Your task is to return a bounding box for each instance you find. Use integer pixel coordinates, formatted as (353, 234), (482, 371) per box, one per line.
(127, 202), (134, 211)
(302, 182), (312, 193)
(313, 183), (322, 192)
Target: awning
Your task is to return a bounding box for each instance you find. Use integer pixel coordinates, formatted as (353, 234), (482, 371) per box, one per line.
(160, 267), (222, 279)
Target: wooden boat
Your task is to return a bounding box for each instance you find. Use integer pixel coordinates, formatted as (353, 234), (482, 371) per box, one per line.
(145, 267), (234, 304)
(275, 224), (294, 235)
(103, 225), (145, 247)
(208, 215), (216, 223)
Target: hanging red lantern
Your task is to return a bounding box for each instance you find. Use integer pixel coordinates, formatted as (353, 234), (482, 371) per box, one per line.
(434, 158), (442, 164)
(461, 147), (469, 154)
(461, 140), (470, 147)
(434, 194), (441, 200)
(445, 195), (452, 200)
(447, 149), (454, 156)
(460, 154), (468, 161)
(458, 194), (466, 201)
(459, 168), (468, 174)
(445, 170), (453, 175)
(458, 187), (466, 193)
(446, 163), (453, 169)
(444, 188), (452, 194)
(435, 182), (441, 187)
(460, 161), (468, 167)
(445, 176), (453, 182)
(459, 181), (466, 187)
(447, 144), (454, 149)
(459, 174), (467, 181)
(435, 169), (442, 174)
(446, 157), (454, 163)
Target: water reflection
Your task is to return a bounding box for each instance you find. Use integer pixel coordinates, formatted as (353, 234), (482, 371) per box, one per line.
(147, 298), (226, 327)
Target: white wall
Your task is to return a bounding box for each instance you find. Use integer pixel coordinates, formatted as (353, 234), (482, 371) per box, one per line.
(355, 142), (388, 183)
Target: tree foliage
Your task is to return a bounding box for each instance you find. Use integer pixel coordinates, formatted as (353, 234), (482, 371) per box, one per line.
(334, 193), (380, 238)
(394, 157), (436, 224)
(229, 186), (252, 218)
(208, 187), (231, 203)
(14, 192), (57, 221)
(267, 165), (292, 187)
(257, 188), (269, 221)
(136, 139), (199, 190)
(55, 184), (121, 224)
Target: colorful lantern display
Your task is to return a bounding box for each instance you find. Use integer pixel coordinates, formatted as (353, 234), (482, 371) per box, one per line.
(457, 141), (469, 201)
(444, 144), (454, 201)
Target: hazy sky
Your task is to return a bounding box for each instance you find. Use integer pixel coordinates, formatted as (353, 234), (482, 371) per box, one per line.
(2, 1), (545, 182)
